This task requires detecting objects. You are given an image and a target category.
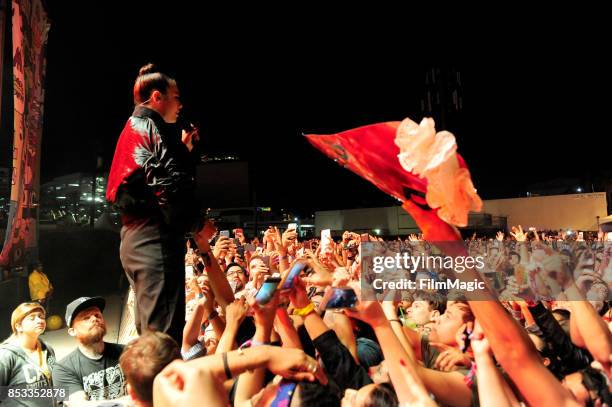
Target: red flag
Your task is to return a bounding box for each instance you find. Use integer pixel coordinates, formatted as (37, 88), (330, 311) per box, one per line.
(305, 122), (465, 241)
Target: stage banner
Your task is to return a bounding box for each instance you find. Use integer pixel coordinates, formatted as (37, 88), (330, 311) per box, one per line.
(0, 0), (49, 267)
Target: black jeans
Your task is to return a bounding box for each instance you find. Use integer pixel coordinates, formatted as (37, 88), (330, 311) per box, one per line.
(119, 218), (185, 344)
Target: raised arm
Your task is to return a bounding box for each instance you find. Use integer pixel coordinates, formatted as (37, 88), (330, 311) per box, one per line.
(194, 223), (235, 308)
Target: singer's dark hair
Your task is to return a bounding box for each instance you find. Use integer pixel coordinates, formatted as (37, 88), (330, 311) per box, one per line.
(133, 63), (176, 105)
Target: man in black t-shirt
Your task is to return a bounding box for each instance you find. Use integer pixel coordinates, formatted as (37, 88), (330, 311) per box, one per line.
(52, 297), (128, 404)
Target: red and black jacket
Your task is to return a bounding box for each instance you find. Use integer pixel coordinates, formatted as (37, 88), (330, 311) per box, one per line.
(106, 106), (200, 232)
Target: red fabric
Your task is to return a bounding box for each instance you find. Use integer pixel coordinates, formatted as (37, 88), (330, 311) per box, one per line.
(305, 122), (465, 242)
(106, 118), (147, 203)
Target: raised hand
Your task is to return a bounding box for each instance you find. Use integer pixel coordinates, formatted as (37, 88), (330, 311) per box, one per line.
(224, 297), (248, 327)
(213, 236), (231, 259)
(266, 347), (327, 384)
(181, 127), (199, 152)
(469, 321), (490, 356)
(431, 342), (472, 372)
(199, 281), (215, 317)
(510, 225), (528, 242)
(281, 228), (297, 250)
(301, 258), (333, 287)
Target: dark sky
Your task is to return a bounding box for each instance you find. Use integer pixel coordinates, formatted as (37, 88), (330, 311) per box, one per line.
(35, 3), (611, 213)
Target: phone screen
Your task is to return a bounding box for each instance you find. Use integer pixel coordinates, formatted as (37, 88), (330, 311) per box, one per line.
(220, 230), (230, 238)
(261, 256), (271, 269)
(281, 260), (308, 289)
(321, 229), (331, 240)
(255, 277), (281, 305)
(320, 288), (358, 310)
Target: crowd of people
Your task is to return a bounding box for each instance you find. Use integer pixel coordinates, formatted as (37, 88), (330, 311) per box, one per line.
(3, 224), (610, 406)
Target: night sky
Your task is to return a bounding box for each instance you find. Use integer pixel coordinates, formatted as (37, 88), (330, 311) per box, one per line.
(33, 3), (611, 213)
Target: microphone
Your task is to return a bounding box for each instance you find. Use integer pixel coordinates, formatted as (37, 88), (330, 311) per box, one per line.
(177, 116), (201, 153)
(178, 115), (198, 133)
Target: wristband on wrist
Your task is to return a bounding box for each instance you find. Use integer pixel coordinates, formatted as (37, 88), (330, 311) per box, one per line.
(222, 352), (232, 380)
(292, 302), (315, 317)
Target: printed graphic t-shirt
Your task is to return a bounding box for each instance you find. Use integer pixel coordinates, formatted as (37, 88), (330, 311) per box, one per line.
(52, 343), (126, 401)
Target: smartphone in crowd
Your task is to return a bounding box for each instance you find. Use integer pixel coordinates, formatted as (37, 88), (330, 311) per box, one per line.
(245, 244), (257, 253)
(220, 230), (230, 238)
(236, 245), (245, 258)
(320, 229), (332, 253)
(261, 255), (271, 269)
(288, 223), (298, 231)
(320, 287), (358, 311)
(304, 241), (312, 250)
(255, 276), (281, 305)
(281, 260), (308, 290)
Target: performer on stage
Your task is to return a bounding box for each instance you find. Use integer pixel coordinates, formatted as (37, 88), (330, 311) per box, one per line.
(106, 64), (201, 343)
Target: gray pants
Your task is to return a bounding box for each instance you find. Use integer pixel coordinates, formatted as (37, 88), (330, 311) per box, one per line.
(119, 219), (185, 344)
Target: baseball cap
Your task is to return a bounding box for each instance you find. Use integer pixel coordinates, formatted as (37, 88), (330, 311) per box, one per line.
(65, 296), (105, 327)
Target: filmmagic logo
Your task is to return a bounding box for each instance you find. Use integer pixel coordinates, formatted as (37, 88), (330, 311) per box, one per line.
(371, 253), (485, 274)
(371, 278), (486, 292)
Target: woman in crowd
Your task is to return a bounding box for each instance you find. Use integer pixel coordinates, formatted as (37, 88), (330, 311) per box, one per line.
(0, 302), (57, 407)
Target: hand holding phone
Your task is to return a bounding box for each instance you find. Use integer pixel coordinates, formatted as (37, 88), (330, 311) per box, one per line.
(320, 287), (358, 311)
(236, 245), (245, 258)
(320, 229), (332, 254)
(261, 255), (271, 269)
(255, 276), (281, 305)
(281, 260), (308, 290)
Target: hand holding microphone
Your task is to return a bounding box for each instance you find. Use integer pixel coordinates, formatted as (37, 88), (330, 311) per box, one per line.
(179, 117), (200, 152)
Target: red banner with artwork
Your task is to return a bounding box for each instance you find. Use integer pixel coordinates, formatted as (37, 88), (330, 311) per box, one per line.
(305, 119), (482, 242)
(0, 0), (49, 267)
